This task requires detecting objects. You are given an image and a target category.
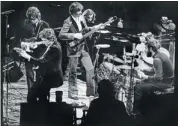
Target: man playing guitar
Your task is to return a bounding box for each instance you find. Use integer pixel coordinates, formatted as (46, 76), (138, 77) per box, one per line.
(15, 28), (63, 102)
(58, 2), (106, 100)
(21, 6), (50, 94)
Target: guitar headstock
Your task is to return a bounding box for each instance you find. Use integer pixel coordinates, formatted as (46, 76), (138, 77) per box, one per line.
(104, 16), (118, 26)
(108, 16), (118, 23)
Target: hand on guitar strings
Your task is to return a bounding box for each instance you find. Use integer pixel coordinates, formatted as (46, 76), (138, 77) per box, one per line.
(18, 50), (31, 61)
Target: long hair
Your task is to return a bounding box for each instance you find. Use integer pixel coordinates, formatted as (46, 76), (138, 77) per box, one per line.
(39, 28), (57, 42)
(69, 2), (83, 15)
(26, 6), (41, 20)
(82, 9), (96, 23)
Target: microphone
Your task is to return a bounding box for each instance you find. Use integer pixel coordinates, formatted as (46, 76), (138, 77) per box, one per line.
(1, 10), (15, 15)
(49, 4), (61, 8)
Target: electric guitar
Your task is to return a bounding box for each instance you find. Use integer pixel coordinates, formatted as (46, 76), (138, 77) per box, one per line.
(67, 16), (118, 55)
(20, 40), (49, 53)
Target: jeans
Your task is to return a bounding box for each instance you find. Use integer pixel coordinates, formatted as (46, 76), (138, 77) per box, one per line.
(68, 50), (95, 98)
(133, 80), (173, 113)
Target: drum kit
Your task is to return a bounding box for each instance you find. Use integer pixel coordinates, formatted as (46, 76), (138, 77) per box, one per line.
(93, 33), (144, 113)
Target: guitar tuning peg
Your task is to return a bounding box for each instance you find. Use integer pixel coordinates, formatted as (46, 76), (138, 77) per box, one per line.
(113, 16), (117, 20)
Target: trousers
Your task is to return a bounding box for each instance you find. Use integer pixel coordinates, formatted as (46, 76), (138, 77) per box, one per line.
(133, 79), (173, 113)
(68, 50), (95, 98)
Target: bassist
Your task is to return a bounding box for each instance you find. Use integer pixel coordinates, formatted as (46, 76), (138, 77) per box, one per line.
(58, 2), (104, 100)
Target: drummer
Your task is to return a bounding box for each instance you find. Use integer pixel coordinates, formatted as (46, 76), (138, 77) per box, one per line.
(136, 32), (170, 75)
(133, 35), (174, 115)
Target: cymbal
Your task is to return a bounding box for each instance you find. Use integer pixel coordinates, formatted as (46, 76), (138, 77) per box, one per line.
(116, 65), (131, 70)
(103, 53), (124, 63)
(104, 37), (130, 43)
(120, 39), (130, 43)
(125, 52), (134, 56)
(96, 30), (111, 34)
(95, 44), (110, 48)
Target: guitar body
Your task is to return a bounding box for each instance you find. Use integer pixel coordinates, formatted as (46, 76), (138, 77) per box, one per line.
(67, 28), (87, 55)
(67, 39), (86, 55)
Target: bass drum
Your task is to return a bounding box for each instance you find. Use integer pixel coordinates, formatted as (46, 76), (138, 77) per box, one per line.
(96, 62), (121, 84)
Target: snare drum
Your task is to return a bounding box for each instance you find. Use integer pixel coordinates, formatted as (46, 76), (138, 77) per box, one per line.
(97, 62), (121, 83)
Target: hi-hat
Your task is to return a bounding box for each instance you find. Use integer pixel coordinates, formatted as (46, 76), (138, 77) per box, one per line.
(116, 65), (131, 70)
(95, 44), (110, 48)
(103, 53), (124, 63)
(120, 39), (130, 43)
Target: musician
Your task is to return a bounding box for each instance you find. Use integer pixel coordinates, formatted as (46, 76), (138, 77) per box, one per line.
(136, 34), (171, 73)
(82, 9), (100, 60)
(133, 37), (174, 114)
(21, 6), (50, 93)
(82, 9), (96, 25)
(18, 28), (63, 102)
(59, 2), (103, 100)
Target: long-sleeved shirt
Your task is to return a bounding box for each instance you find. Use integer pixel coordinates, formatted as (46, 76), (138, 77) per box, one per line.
(27, 41), (63, 88)
(21, 19), (50, 42)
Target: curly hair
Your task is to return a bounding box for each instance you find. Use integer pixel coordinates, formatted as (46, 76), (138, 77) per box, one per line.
(82, 9), (96, 23)
(145, 37), (161, 52)
(26, 6), (41, 20)
(39, 28), (57, 42)
(69, 2), (83, 15)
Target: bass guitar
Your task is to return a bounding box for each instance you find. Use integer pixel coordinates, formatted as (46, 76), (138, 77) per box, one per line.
(67, 16), (118, 55)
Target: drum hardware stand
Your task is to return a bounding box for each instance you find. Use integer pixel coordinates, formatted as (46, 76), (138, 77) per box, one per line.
(93, 46), (101, 83)
(91, 33), (101, 61)
(110, 54), (118, 82)
(1, 10), (14, 125)
(126, 43), (137, 114)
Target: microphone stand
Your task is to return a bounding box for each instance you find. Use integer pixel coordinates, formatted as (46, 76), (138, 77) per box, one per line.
(126, 43), (136, 114)
(2, 12), (12, 125)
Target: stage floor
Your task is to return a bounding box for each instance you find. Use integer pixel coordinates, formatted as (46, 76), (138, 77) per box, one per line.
(3, 64), (90, 126)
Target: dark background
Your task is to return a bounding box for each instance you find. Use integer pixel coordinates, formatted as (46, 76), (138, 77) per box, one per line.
(1, 1), (178, 91)
(1, 1), (178, 46)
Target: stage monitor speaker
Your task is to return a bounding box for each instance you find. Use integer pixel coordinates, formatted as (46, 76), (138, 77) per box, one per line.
(20, 102), (73, 126)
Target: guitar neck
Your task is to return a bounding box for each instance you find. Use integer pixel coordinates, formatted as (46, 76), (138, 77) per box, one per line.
(80, 20), (113, 41)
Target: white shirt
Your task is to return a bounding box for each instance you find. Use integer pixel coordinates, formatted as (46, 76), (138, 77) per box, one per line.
(71, 15), (83, 31)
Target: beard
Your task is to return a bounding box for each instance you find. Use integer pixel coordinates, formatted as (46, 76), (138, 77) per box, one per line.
(147, 51), (152, 57)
